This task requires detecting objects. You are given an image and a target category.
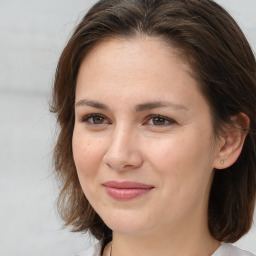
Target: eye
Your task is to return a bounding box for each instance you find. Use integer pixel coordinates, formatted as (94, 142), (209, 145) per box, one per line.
(80, 114), (110, 125)
(146, 115), (175, 126)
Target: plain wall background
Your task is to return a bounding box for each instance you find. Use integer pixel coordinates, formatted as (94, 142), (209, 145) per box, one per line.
(0, 1), (255, 255)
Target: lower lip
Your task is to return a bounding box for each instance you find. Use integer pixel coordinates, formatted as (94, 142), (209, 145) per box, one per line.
(104, 187), (153, 200)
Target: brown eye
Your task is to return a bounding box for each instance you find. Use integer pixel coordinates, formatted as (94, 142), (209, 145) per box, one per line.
(81, 114), (110, 125)
(146, 115), (175, 127)
(152, 117), (166, 125)
(92, 116), (105, 124)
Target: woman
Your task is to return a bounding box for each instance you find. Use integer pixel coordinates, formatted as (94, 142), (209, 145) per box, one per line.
(51, 0), (256, 255)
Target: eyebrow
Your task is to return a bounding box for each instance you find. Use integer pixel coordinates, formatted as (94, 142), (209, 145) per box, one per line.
(75, 99), (188, 112)
(76, 99), (108, 109)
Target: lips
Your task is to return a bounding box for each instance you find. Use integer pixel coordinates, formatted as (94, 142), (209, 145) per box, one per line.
(102, 181), (154, 200)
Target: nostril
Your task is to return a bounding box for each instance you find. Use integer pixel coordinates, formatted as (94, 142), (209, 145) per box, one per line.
(103, 148), (143, 171)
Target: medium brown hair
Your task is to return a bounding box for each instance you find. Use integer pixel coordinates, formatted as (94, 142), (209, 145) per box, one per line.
(51, 0), (256, 243)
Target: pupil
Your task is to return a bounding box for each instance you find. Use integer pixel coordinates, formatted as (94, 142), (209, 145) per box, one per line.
(153, 117), (165, 125)
(93, 116), (104, 124)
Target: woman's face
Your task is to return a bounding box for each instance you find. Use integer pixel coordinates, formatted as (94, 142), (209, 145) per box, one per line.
(73, 37), (221, 236)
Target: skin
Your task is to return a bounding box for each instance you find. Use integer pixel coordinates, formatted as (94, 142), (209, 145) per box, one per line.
(72, 37), (247, 256)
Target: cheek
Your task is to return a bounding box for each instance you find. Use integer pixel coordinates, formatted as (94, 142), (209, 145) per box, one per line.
(147, 131), (214, 218)
(146, 128), (214, 189)
(72, 129), (104, 177)
(72, 129), (107, 206)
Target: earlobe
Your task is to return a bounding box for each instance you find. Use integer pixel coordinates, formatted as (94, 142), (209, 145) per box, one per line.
(214, 112), (250, 170)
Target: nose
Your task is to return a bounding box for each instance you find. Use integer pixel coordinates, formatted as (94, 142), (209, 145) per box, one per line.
(103, 125), (143, 171)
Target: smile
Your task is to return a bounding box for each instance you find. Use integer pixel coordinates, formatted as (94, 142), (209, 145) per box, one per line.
(102, 181), (154, 200)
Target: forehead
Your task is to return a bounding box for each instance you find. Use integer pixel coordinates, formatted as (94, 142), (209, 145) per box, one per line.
(75, 37), (208, 113)
(80, 36), (190, 71)
(77, 37), (195, 91)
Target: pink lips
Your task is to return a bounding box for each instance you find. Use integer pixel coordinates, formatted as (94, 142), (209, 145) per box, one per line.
(103, 181), (154, 200)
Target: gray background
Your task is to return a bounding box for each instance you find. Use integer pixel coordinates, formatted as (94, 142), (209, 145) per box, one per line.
(0, 0), (255, 255)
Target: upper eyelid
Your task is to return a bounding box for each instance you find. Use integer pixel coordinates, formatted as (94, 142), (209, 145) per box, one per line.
(144, 114), (176, 125)
(80, 113), (107, 119)
(146, 114), (175, 122)
(80, 113), (110, 122)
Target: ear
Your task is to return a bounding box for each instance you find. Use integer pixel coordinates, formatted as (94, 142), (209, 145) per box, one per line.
(214, 112), (250, 169)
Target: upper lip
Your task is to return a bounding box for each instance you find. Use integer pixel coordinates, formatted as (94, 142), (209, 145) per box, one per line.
(102, 181), (154, 189)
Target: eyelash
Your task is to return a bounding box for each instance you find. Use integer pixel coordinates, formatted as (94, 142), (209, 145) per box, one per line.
(80, 113), (176, 127)
(80, 114), (110, 126)
(146, 115), (176, 126)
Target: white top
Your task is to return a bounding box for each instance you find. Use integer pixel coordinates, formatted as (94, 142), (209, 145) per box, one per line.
(213, 243), (255, 256)
(75, 242), (255, 256)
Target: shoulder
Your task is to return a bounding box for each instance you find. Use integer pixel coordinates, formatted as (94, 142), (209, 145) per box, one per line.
(213, 243), (255, 256)
(73, 241), (102, 256)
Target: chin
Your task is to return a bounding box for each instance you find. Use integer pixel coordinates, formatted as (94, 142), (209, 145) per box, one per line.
(100, 208), (153, 236)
